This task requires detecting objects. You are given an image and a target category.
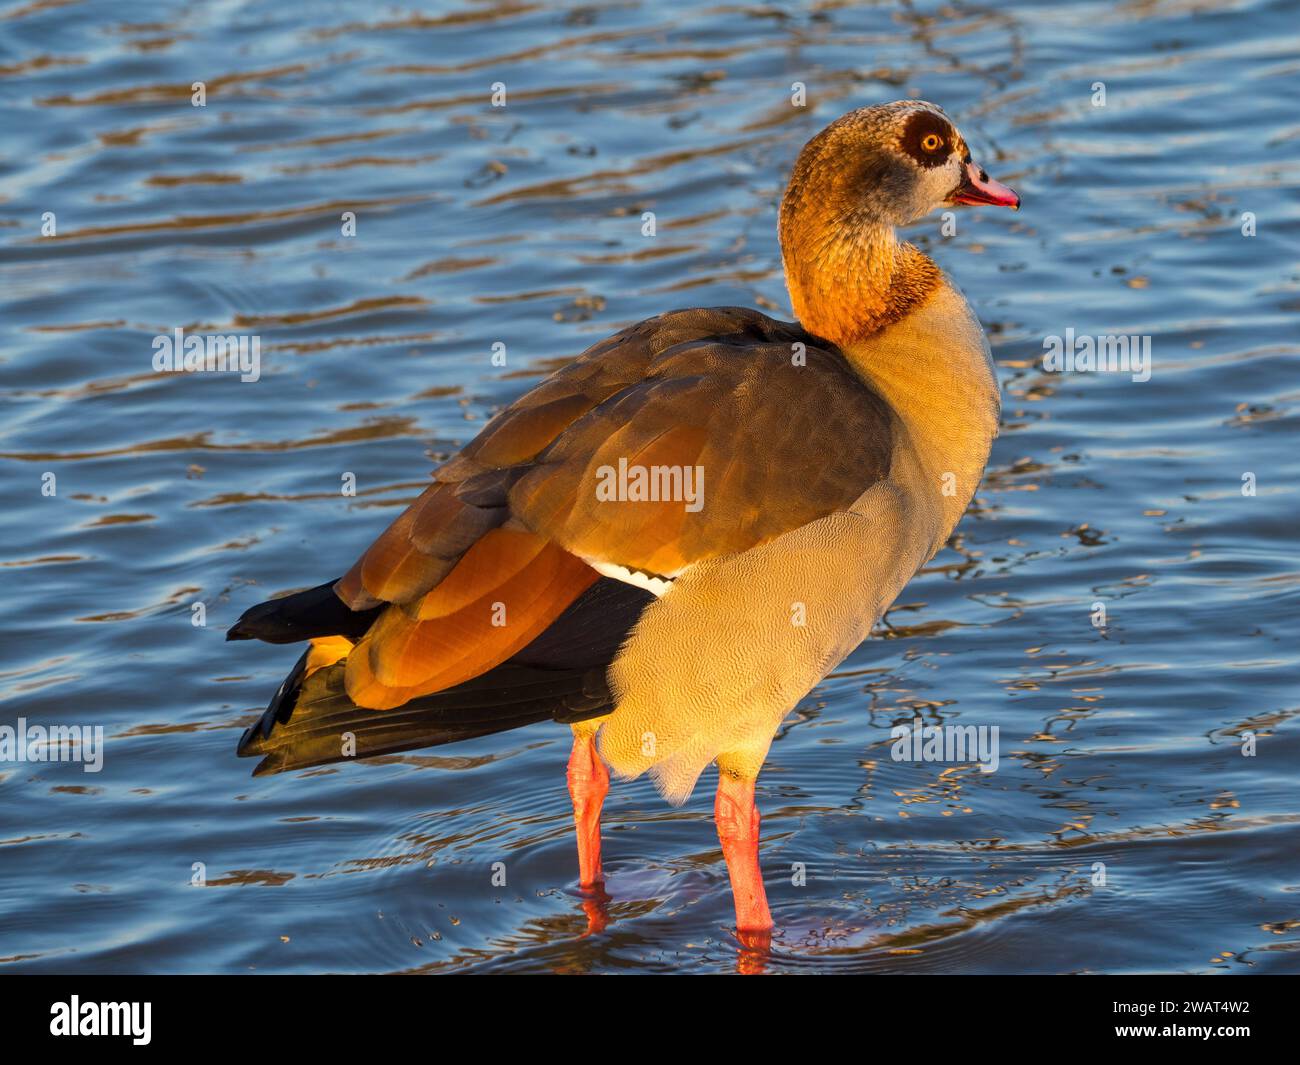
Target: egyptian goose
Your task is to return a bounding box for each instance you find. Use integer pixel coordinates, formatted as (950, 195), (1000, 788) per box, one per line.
(229, 100), (1018, 945)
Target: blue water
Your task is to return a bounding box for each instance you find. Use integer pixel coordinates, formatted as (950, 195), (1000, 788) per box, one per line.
(1, 0), (1298, 973)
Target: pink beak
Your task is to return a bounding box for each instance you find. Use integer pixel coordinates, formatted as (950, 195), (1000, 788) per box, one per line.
(952, 160), (1019, 210)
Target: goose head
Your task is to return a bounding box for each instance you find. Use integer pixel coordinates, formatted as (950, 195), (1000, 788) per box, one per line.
(783, 100), (1018, 229)
(778, 100), (1018, 345)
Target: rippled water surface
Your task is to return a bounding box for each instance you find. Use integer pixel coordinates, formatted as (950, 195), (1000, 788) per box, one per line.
(2, 0), (1298, 974)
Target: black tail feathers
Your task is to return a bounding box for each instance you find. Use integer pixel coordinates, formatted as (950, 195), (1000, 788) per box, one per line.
(231, 576), (655, 774)
(236, 656), (613, 776)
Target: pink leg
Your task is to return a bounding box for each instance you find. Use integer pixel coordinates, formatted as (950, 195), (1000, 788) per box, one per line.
(715, 772), (773, 946)
(566, 732), (610, 888)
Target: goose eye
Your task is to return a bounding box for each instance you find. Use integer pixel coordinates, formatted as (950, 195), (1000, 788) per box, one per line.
(921, 133), (944, 153)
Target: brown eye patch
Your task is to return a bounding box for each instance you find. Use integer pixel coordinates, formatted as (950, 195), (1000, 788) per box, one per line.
(900, 110), (956, 169)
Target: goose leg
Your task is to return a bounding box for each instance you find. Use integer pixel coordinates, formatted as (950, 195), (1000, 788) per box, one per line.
(714, 770), (772, 944)
(566, 726), (609, 888)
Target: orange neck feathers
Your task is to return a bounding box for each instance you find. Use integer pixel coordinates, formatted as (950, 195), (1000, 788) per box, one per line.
(778, 159), (940, 348)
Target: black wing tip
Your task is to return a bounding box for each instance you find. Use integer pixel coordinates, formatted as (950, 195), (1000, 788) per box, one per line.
(235, 650), (309, 761)
(226, 579), (381, 646)
(223, 603), (300, 645)
(226, 600), (270, 641)
(250, 753), (285, 777)
(236, 714), (292, 775)
(236, 719), (270, 758)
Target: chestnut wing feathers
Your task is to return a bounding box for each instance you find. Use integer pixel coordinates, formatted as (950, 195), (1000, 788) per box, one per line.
(338, 306), (895, 608)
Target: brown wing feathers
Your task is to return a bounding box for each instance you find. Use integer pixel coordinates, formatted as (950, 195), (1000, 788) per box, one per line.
(509, 326), (894, 575)
(334, 477), (508, 610)
(232, 307), (895, 769)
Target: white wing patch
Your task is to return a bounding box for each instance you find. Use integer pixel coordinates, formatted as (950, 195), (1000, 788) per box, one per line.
(587, 560), (675, 597)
